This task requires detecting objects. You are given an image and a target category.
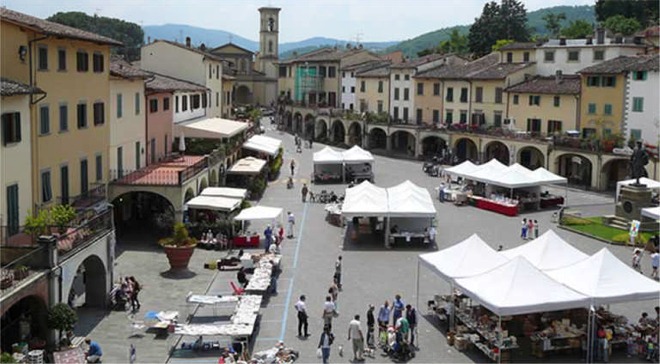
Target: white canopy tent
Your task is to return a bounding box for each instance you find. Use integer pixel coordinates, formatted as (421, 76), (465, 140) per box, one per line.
(444, 160), (480, 179)
(454, 256), (590, 316)
(242, 135), (282, 157)
(185, 195), (242, 212)
(200, 187), (248, 199)
(176, 117), (248, 139)
(546, 248), (660, 305)
(227, 157), (267, 175)
(234, 206), (283, 221)
(530, 167), (568, 184)
(641, 206), (660, 220)
(465, 159), (510, 183)
(313, 146), (344, 164)
(342, 145), (374, 164)
(386, 181), (436, 218)
(616, 177), (660, 200)
(342, 181), (388, 218)
(500, 230), (589, 270)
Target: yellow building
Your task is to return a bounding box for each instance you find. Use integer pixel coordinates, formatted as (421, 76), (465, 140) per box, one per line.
(498, 42), (537, 64)
(354, 63), (390, 114)
(411, 69), (445, 125)
(578, 57), (630, 138)
(505, 75), (581, 134)
(1, 8), (121, 212)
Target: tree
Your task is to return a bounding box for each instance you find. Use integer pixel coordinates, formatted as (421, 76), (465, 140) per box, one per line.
(468, 0), (530, 57)
(438, 29), (469, 55)
(560, 20), (595, 39)
(48, 303), (77, 339)
(603, 15), (642, 36)
(47, 12), (144, 61)
(491, 39), (514, 52)
(543, 12), (566, 38)
(595, 0), (659, 27)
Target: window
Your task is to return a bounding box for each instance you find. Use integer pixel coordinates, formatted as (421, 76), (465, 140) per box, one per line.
(528, 95), (540, 106)
(582, 128), (596, 138)
(360, 81), (365, 92)
(216, 65), (219, 79)
(603, 76), (616, 87)
(57, 48), (66, 71)
(350, 72), (354, 78)
(527, 118), (542, 133)
(209, 64), (212, 79)
(393, 107), (399, 120)
(416, 108), (422, 123)
(506, 52), (513, 63)
(459, 110), (467, 124)
(417, 83), (424, 95)
(459, 88), (468, 103)
(116, 93), (123, 118)
(38, 45), (48, 70)
(633, 71), (647, 81)
(135, 92), (140, 114)
(328, 66), (336, 78)
(279, 66), (287, 77)
(475, 87), (483, 103)
(163, 97), (170, 111)
(175, 96), (179, 112)
(378, 81), (383, 93)
(567, 50), (580, 62)
(404, 74), (410, 81)
(495, 88), (503, 104)
(544, 51), (555, 62)
(604, 103), (613, 115)
(523, 52), (530, 62)
(402, 107), (409, 121)
(513, 95), (519, 105)
(587, 76), (601, 87)
(117, 147), (123, 176)
(216, 92), (219, 107)
(39, 105), (50, 135)
(587, 103), (597, 114)
(446, 87), (454, 102)
(41, 170), (52, 202)
(319, 66), (327, 77)
(350, 86), (355, 94)
(92, 53), (104, 72)
(445, 110), (453, 124)
(377, 100), (383, 113)
(432, 109), (439, 123)
(60, 165), (69, 205)
(191, 94), (201, 109)
(403, 88), (409, 101)
(593, 50), (605, 61)
(93, 102), (104, 125)
(77, 103), (87, 128)
(433, 83), (440, 96)
(1, 112), (21, 145)
(80, 159), (88, 194)
(76, 51), (89, 72)
(550, 96), (560, 107)
(493, 112), (502, 127)
(394, 74), (400, 81)
(548, 120), (562, 133)
(95, 154), (102, 181)
(342, 86), (345, 93)
(632, 97), (644, 112)
(149, 98), (158, 113)
(182, 95), (189, 111)
(59, 104), (68, 132)
(630, 129), (642, 141)
(394, 88), (400, 100)
(342, 72), (346, 78)
(6, 184), (19, 236)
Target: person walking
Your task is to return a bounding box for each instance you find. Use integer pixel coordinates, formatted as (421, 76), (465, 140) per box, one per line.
(377, 301), (391, 336)
(278, 224), (285, 243)
(334, 256), (343, 290)
(534, 220), (540, 239)
(322, 296), (337, 333)
(295, 295), (309, 337)
(328, 282), (339, 308)
(405, 304), (418, 347)
(527, 218), (534, 240)
(290, 159), (296, 176)
(651, 249), (659, 279)
(128, 276), (141, 311)
(287, 212), (295, 239)
(366, 305), (375, 348)
(521, 218), (528, 240)
(428, 225), (437, 245)
(348, 315), (365, 361)
(264, 225), (273, 253)
(302, 184), (309, 202)
(632, 248), (643, 273)
(318, 325), (334, 364)
(392, 294), (405, 323)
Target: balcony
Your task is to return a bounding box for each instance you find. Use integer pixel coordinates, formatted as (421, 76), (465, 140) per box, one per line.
(55, 209), (113, 262)
(110, 155), (207, 186)
(58, 183), (107, 212)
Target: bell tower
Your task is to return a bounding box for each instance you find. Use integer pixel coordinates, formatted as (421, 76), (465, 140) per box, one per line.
(257, 7), (280, 78)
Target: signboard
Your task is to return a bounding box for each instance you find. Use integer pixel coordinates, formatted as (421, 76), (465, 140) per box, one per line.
(629, 219), (640, 238)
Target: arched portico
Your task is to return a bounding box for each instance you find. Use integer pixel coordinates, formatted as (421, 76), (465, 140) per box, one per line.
(347, 122), (362, 147)
(331, 119), (345, 145)
(600, 158), (628, 190)
(555, 153), (593, 189)
(235, 85), (252, 105)
(390, 130), (416, 156)
(454, 138), (479, 163)
(368, 128), (387, 150)
(66, 254), (107, 309)
(210, 169), (218, 187)
(518, 146), (545, 169)
(285, 112), (293, 130)
(484, 140), (510, 165)
(421, 136), (447, 157)
(293, 113), (302, 133)
(315, 119), (328, 140)
(304, 114), (315, 140)
(1, 295), (48, 352)
(111, 191), (176, 237)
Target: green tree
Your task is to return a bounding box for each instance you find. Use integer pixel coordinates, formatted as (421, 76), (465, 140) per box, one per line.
(491, 39), (514, 52)
(560, 20), (595, 38)
(543, 12), (566, 38)
(596, 0), (659, 27)
(603, 15), (642, 36)
(48, 303), (77, 339)
(47, 12), (144, 61)
(438, 29), (469, 55)
(468, 0), (529, 57)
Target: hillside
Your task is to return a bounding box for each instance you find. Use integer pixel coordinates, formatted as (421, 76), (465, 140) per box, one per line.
(385, 5), (595, 58)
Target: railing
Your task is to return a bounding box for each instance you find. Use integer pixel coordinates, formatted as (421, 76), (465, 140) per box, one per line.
(56, 208), (113, 262)
(57, 183), (106, 210)
(0, 225), (31, 247)
(110, 168), (182, 186)
(179, 158), (207, 184)
(207, 148), (227, 167)
(0, 246), (46, 292)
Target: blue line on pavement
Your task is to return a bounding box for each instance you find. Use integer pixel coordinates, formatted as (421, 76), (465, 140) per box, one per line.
(279, 202), (308, 341)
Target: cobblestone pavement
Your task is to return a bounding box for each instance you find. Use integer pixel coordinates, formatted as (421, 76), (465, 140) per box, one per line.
(77, 122), (657, 364)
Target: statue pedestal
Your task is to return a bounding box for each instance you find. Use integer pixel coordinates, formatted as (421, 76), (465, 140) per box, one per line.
(615, 185), (656, 232)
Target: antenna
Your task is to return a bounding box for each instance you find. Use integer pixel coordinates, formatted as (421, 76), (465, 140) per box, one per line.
(355, 32), (363, 45)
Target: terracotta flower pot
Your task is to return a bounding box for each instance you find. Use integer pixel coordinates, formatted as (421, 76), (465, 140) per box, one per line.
(163, 245), (196, 271)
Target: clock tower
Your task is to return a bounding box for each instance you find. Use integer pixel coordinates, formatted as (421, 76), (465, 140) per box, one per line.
(257, 7), (280, 79)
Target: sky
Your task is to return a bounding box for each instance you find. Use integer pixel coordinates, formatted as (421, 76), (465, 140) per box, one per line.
(2, 0), (594, 43)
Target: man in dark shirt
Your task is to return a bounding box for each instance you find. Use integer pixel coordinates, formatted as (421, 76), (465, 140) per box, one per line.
(366, 304), (375, 348)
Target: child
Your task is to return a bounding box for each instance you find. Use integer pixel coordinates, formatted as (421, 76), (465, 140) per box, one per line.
(521, 218), (528, 240)
(527, 218), (534, 240)
(632, 248), (642, 272)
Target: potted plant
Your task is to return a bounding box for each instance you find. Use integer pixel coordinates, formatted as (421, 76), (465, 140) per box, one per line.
(24, 209), (50, 241)
(49, 205), (76, 234)
(47, 303), (77, 346)
(13, 265), (29, 280)
(159, 222), (197, 271)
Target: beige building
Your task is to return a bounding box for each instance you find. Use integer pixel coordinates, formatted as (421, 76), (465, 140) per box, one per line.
(109, 58), (151, 174)
(1, 8), (121, 211)
(1, 79), (43, 241)
(141, 38), (224, 118)
(498, 42), (537, 64)
(351, 62), (390, 113)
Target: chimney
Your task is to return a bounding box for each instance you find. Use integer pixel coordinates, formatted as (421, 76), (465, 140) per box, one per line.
(586, 35), (593, 45)
(555, 70), (563, 84)
(185, 36), (191, 47)
(614, 33), (623, 44)
(346, 43), (352, 49)
(559, 36), (567, 46)
(596, 28), (605, 45)
(358, 44), (363, 49)
(199, 43), (207, 51)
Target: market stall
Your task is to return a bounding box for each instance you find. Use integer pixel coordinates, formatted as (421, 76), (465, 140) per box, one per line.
(226, 156), (268, 190)
(232, 206), (283, 248)
(313, 146), (344, 183)
(500, 230), (589, 270)
(641, 206), (660, 220)
(386, 181), (437, 247)
(342, 145), (374, 182)
(200, 187), (248, 199)
(242, 135), (282, 157)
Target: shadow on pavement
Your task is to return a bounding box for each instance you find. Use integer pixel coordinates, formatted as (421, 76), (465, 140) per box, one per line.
(159, 269), (197, 280)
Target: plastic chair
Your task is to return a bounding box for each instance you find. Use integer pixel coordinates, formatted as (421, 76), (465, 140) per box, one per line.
(230, 281), (245, 296)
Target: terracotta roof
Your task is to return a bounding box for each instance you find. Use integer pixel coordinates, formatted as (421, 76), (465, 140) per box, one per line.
(500, 42), (536, 50)
(210, 42), (254, 55)
(0, 8), (122, 46)
(415, 53), (499, 79)
(390, 53), (446, 69)
(146, 73), (208, 93)
(579, 55), (660, 74)
(469, 62), (535, 80)
(280, 47), (373, 65)
(1, 77), (45, 96)
(343, 60), (390, 72)
(505, 75), (581, 94)
(110, 57), (151, 79)
(151, 40), (225, 62)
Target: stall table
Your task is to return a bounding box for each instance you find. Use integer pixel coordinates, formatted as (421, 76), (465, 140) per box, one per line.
(540, 196), (564, 209)
(469, 196), (519, 217)
(233, 235), (260, 248)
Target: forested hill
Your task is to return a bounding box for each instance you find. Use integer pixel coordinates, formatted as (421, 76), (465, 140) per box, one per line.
(386, 5), (595, 58)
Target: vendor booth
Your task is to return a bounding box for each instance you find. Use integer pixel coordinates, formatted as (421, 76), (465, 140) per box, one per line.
(226, 156), (268, 192)
(200, 187), (248, 199)
(500, 230), (589, 270)
(641, 206), (660, 220)
(184, 192), (244, 241)
(312, 146), (375, 183)
(313, 146), (344, 183)
(242, 135), (282, 157)
(342, 145), (375, 183)
(232, 206), (283, 248)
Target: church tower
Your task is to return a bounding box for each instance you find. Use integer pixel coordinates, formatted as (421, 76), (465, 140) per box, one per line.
(257, 7), (280, 79)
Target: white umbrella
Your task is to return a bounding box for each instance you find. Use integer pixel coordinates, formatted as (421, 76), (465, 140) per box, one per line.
(179, 133), (186, 154)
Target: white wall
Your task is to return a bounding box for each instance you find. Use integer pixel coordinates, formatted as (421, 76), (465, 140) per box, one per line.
(109, 78), (146, 172)
(625, 70), (659, 143)
(341, 71), (356, 110)
(536, 45), (643, 76)
(173, 91), (208, 124)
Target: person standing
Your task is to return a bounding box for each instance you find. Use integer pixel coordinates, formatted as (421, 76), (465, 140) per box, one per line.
(527, 218), (534, 240)
(295, 295), (309, 337)
(129, 343), (136, 364)
(264, 225), (273, 253)
(395, 314), (410, 345)
(290, 159), (296, 176)
(377, 301), (391, 335)
(302, 184), (309, 202)
(348, 315), (364, 361)
(438, 183), (445, 202)
(322, 296), (337, 333)
(366, 305), (375, 348)
(392, 294), (405, 323)
(632, 248), (643, 273)
(318, 325), (334, 364)
(278, 224), (285, 243)
(405, 304), (418, 347)
(428, 226), (437, 245)
(651, 249), (659, 279)
(334, 256), (343, 290)
(521, 218), (528, 240)
(287, 212), (295, 239)
(534, 220), (540, 239)
(128, 276), (141, 310)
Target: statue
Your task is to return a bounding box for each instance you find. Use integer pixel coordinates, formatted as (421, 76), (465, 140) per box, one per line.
(629, 140), (649, 185)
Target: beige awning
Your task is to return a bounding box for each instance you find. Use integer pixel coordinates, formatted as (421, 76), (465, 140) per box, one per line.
(227, 157), (267, 175)
(177, 117), (248, 139)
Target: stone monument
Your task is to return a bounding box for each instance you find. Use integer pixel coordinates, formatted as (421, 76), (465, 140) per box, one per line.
(614, 141), (656, 231)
